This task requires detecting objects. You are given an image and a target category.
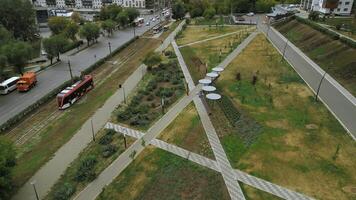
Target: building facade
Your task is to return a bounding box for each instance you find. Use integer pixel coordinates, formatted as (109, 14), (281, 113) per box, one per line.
(300, 0), (354, 15)
(32, 0), (145, 9)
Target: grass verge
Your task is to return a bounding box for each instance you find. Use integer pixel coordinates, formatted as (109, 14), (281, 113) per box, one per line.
(97, 147), (230, 200)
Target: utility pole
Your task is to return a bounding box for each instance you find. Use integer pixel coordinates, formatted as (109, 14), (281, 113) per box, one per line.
(108, 42), (112, 54)
(31, 181), (40, 200)
(281, 40), (288, 62)
(91, 118), (95, 142)
(119, 84), (126, 104)
(315, 72), (327, 102)
(67, 60), (74, 83)
(123, 133), (127, 149)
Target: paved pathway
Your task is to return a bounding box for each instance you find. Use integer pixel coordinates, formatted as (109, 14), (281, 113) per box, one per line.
(106, 122), (313, 200)
(12, 64), (148, 200)
(178, 27), (255, 48)
(258, 20), (356, 139)
(173, 39), (246, 200)
(73, 86), (201, 200)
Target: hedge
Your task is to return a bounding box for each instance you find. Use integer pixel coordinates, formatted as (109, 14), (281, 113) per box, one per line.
(0, 36), (139, 133)
(60, 40), (84, 53)
(295, 16), (356, 48)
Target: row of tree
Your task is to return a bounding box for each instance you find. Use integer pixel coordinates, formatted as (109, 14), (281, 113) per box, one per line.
(174, 0), (299, 17)
(0, 0), (37, 77)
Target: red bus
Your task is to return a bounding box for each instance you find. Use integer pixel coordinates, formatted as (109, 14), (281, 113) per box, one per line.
(57, 75), (94, 109)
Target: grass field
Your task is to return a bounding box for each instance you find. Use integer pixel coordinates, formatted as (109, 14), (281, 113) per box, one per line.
(44, 129), (135, 200)
(96, 147), (230, 200)
(241, 183), (282, 200)
(158, 103), (214, 159)
(179, 26), (254, 83)
(275, 19), (356, 96)
(176, 25), (249, 46)
(209, 33), (356, 200)
(4, 37), (162, 193)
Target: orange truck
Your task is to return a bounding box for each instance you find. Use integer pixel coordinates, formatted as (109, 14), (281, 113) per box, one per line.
(17, 72), (37, 92)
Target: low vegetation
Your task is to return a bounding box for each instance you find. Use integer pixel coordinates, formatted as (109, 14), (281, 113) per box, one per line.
(97, 147), (230, 200)
(209, 34), (356, 200)
(115, 50), (186, 130)
(45, 129), (134, 200)
(276, 19), (356, 96)
(158, 103), (214, 159)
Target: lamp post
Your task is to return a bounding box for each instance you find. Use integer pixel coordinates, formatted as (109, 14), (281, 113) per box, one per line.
(108, 42), (112, 54)
(119, 84), (126, 104)
(281, 40), (288, 62)
(67, 60), (74, 83)
(315, 72), (327, 102)
(91, 118), (95, 142)
(30, 181), (40, 200)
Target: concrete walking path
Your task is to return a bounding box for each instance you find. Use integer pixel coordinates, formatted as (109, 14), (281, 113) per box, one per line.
(12, 64), (148, 200)
(73, 86), (202, 200)
(259, 22), (356, 139)
(173, 39), (246, 200)
(106, 122), (313, 200)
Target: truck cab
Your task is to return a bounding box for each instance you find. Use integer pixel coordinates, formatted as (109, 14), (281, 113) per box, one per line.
(17, 72), (37, 92)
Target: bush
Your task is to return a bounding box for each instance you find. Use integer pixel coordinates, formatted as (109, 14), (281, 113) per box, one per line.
(143, 52), (161, 67)
(75, 155), (97, 182)
(60, 40), (84, 53)
(101, 144), (117, 158)
(308, 11), (319, 21)
(335, 24), (341, 30)
(99, 134), (113, 145)
(53, 182), (76, 200)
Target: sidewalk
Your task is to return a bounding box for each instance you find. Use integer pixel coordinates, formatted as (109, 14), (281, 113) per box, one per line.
(12, 64), (147, 200)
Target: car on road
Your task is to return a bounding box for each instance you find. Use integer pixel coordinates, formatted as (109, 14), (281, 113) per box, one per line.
(0, 77), (20, 95)
(152, 18), (156, 22)
(146, 21), (150, 26)
(246, 12), (255, 16)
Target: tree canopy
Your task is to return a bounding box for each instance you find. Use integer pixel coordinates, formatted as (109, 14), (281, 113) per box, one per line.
(0, 139), (16, 199)
(172, 1), (186, 20)
(48, 17), (70, 35)
(0, 0), (36, 40)
(204, 7), (216, 19)
(1, 41), (32, 74)
(65, 22), (80, 41)
(101, 20), (116, 36)
(143, 52), (162, 67)
(43, 35), (69, 64)
(126, 8), (140, 23)
(79, 23), (101, 46)
(116, 11), (129, 27)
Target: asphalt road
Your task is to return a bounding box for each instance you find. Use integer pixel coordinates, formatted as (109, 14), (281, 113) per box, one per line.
(0, 14), (161, 126)
(257, 17), (356, 139)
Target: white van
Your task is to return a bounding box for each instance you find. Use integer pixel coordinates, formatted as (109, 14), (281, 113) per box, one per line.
(0, 77), (20, 95)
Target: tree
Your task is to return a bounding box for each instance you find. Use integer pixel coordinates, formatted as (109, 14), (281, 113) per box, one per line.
(0, 26), (12, 47)
(0, 139), (16, 199)
(48, 16), (70, 35)
(191, 7), (204, 18)
(101, 20), (116, 36)
(71, 12), (81, 23)
(204, 7), (216, 19)
(0, 54), (7, 80)
(0, 0), (36, 40)
(65, 22), (79, 41)
(1, 41), (32, 74)
(172, 1), (186, 20)
(116, 11), (129, 27)
(125, 7), (140, 23)
(256, 0), (275, 13)
(100, 4), (123, 20)
(143, 52), (161, 67)
(79, 23), (101, 46)
(308, 11), (319, 21)
(43, 35), (69, 64)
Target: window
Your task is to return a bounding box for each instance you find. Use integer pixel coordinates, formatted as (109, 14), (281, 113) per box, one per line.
(337, 8), (340, 11)
(345, 1), (350, 5)
(344, 8), (348, 11)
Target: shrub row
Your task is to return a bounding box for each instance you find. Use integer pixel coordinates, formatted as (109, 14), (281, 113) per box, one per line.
(60, 40), (84, 53)
(295, 16), (356, 48)
(0, 37), (139, 133)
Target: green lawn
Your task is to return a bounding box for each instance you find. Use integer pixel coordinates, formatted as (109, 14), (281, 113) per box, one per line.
(208, 33), (356, 200)
(97, 147), (230, 200)
(319, 17), (356, 39)
(158, 103), (214, 159)
(276, 19), (356, 96)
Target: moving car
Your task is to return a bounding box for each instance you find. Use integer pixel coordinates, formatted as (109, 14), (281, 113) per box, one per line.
(246, 12), (255, 16)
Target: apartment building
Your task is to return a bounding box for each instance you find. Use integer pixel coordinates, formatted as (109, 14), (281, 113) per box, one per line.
(300, 0), (354, 15)
(32, 0), (146, 9)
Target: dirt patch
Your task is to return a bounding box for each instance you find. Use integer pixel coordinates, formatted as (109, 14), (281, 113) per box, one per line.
(266, 119), (290, 130)
(306, 124), (319, 130)
(342, 186), (356, 194)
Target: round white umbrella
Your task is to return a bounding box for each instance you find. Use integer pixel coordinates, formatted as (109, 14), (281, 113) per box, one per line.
(212, 67), (224, 73)
(206, 72), (219, 78)
(202, 86), (216, 92)
(206, 93), (221, 100)
(199, 79), (212, 85)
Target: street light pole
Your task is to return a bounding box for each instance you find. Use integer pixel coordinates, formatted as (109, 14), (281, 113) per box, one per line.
(31, 181), (40, 200)
(108, 42), (112, 54)
(67, 60), (74, 83)
(315, 72), (327, 102)
(91, 118), (95, 142)
(119, 84), (126, 104)
(281, 40), (288, 62)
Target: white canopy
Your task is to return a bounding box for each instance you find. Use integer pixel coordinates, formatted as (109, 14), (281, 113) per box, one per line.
(206, 72), (219, 78)
(212, 67), (224, 72)
(202, 86), (216, 92)
(199, 79), (212, 84)
(206, 93), (221, 100)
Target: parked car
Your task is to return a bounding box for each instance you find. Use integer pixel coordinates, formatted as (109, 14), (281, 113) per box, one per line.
(146, 21), (150, 26)
(246, 12), (255, 16)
